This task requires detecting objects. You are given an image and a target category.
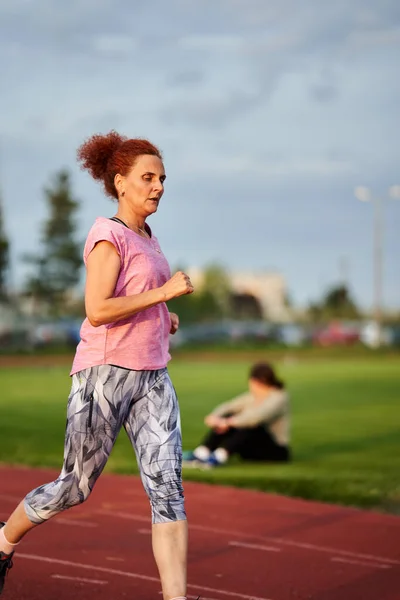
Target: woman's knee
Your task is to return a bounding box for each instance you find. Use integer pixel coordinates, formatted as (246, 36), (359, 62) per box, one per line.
(24, 475), (93, 524)
(147, 476), (186, 524)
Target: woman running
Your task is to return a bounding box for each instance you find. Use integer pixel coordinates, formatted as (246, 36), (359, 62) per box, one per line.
(0, 131), (194, 600)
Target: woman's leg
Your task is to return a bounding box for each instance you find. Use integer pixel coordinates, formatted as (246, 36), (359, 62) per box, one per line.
(152, 520), (188, 600)
(124, 369), (187, 600)
(0, 504), (36, 547)
(200, 429), (233, 452)
(2, 366), (130, 545)
(236, 427), (291, 462)
(192, 412), (239, 460)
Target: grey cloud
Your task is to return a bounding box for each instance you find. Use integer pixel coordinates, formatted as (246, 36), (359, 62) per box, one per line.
(0, 0), (114, 48)
(0, 0), (228, 48)
(73, 110), (127, 135)
(2, 1), (398, 65)
(157, 3), (399, 127)
(309, 67), (339, 103)
(1, 0), (398, 136)
(2, 0), (399, 38)
(310, 83), (338, 103)
(166, 70), (205, 88)
(160, 90), (259, 128)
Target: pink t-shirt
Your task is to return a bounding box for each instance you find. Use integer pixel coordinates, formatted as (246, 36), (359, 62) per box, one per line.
(70, 217), (172, 375)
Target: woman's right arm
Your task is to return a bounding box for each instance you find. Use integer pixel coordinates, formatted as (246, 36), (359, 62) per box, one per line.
(209, 394), (250, 418)
(85, 241), (193, 327)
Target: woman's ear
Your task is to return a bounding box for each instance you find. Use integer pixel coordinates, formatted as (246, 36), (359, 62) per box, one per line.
(114, 173), (124, 198)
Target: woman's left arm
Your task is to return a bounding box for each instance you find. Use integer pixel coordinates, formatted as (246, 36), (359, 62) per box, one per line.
(228, 393), (288, 428)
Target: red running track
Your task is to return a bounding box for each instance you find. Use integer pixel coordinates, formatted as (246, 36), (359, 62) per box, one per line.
(0, 466), (399, 600)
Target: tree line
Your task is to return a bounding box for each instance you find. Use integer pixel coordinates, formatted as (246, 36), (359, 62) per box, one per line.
(1, 170), (82, 316)
(0, 168), (387, 324)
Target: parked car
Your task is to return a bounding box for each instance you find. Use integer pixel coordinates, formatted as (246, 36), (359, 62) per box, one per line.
(312, 321), (360, 346)
(359, 321), (392, 348)
(29, 319), (82, 348)
(276, 323), (308, 346)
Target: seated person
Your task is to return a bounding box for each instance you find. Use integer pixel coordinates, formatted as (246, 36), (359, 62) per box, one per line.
(183, 362), (291, 468)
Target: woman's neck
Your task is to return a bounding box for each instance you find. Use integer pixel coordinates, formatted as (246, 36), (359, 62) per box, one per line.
(252, 385), (274, 403)
(115, 210), (146, 231)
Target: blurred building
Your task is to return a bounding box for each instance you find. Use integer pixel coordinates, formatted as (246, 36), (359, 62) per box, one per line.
(0, 301), (17, 335)
(187, 267), (290, 322)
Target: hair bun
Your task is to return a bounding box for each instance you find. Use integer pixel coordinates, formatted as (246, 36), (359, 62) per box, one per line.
(77, 130), (127, 181)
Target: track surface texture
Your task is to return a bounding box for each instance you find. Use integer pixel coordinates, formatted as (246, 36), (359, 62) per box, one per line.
(0, 466), (399, 600)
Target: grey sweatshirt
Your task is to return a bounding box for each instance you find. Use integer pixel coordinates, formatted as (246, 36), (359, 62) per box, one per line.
(211, 390), (290, 446)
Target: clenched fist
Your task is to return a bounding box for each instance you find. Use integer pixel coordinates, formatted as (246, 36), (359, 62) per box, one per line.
(169, 312), (180, 335)
(161, 271), (194, 301)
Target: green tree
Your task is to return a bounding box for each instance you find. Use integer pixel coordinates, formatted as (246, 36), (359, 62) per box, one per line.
(24, 170), (82, 315)
(202, 264), (232, 317)
(324, 285), (360, 317)
(167, 290), (222, 324)
(0, 195), (10, 300)
(308, 284), (361, 322)
(167, 264), (232, 324)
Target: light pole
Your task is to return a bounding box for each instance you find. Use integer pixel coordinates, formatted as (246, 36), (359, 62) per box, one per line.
(354, 185), (400, 347)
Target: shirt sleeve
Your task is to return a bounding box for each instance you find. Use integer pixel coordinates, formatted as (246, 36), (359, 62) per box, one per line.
(230, 392), (288, 428)
(211, 393), (252, 417)
(83, 222), (125, 265)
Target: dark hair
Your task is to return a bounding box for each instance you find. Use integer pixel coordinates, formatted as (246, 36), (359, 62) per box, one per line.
(77, 130), (163, 199)
(249, 362), (285, 389)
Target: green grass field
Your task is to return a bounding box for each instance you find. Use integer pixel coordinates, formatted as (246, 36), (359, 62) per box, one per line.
(0, 353), (399, 512)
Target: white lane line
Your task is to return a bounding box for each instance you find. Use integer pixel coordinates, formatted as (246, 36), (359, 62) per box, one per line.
(18, 553), (157, 583)
(138, 528), (151, 535)
(18, 554), (273, 600)
(106, 556), (125, 562)
(159, 593), (221, 600)
(229, 541), (281, 553)
(52, 574), (108, 584)
(56, 518), (98, 528)
(272, 538), (400, 567)
(331, 557), (391, 570)
(97, 510), (400, 567)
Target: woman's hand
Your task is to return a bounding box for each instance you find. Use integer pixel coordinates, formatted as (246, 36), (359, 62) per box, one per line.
(205, 415), (230, 433)
(204, 414), (219, 428)
(169, 312), (179, 335)
(215, 418), (230, 434)
(161, 271), (194, 301)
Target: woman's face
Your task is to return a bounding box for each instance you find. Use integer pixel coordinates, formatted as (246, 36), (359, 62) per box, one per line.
(249, 377), (269, 397)
(117, 154), (166, 218)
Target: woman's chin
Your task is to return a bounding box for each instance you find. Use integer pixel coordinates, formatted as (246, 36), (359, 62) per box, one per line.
(146, 204), (159, 216)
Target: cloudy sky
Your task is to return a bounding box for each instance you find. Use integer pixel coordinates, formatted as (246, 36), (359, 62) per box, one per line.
(0, 0), (399, 310)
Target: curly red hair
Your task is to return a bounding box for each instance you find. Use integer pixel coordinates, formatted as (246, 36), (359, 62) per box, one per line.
(77, 131), (163, 199)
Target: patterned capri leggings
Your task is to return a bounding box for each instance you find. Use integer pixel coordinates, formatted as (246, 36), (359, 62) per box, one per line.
(24, 365), (185, 525)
